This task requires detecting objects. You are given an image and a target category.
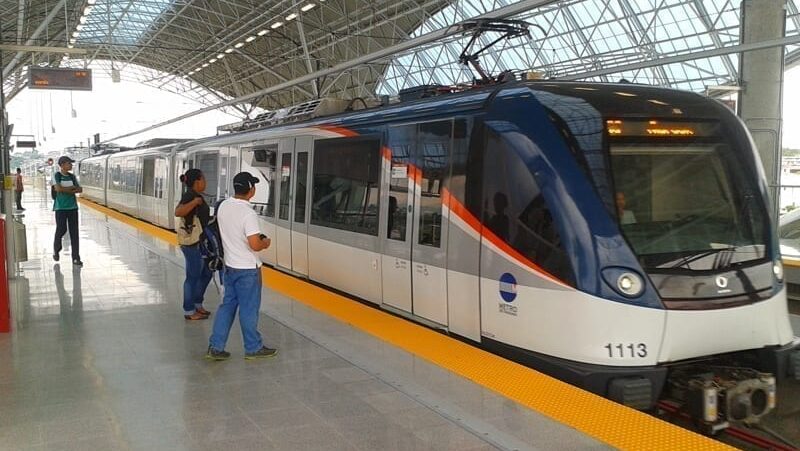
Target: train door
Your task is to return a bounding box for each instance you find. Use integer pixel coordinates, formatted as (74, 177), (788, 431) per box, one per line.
(290, 137), (312, 276)
(274, 139), (295, 270)
(410, 121), (451, 326)
(381, 121), (451, 326)
(381, 125), (414, 313)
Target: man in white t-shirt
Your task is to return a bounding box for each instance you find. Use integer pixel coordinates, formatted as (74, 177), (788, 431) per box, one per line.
(207, 172), (276, 361)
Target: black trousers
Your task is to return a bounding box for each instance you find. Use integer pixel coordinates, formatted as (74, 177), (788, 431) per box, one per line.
(54, 209), (80, 260)
(14, 191), (22, 210)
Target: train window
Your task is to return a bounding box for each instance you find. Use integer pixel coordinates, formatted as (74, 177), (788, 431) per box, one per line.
(141, 158), (156, 197)
(294, 152), (308, 223)
(483, 129), (574, 285)
(311, 137), (381, 235)
(242, 145), (277, 217)
(279, 153), (292, 220)
(610, 142), (768, 269)
(386, 125), (415, 241)
(196, 152), (219, 202)
(111, 162), (122, 188)
(417, 121), (451, 247)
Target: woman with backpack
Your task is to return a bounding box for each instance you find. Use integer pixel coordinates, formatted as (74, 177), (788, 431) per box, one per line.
(175, 169), (214, 320)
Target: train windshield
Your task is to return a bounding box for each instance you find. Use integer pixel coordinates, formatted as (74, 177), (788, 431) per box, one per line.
(608, 126), (768, 271)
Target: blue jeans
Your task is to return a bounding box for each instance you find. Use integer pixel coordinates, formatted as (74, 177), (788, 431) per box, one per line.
(180, 244), (213, 315)
(209, 267), (263, 353)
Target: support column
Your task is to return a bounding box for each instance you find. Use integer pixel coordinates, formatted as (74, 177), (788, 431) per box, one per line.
(738, 0), (787, 221)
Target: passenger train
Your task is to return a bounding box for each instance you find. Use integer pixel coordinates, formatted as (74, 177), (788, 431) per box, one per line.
(79, 81), (799, 424)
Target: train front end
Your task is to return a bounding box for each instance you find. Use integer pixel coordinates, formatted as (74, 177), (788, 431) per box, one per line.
(490, 83), (800, 424)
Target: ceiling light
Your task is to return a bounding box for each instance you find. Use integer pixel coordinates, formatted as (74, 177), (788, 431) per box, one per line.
(217, 53), (225, 59)
(224, 48), (234, 53)
(286, 13), (297, 21)
(79, 16), (87, 24)
(234, 42), (244, 48)
(271, 22), (283, 29)
(72, 31), (80, 37)
(257, 29), (269, 36)
(301, 3), (316, 11)
(209, 58), (217, 63)
(67, 44), (74, 49)
(76, 24), (84, 31)
(87, 0), (96, 4)
(245, 36), (256, 43)
(83, 6), (93, 15)
(69, 38), (76, 44)
(201, 63), (209, 68)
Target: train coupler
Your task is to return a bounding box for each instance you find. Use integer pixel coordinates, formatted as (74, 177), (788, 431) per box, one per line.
(668, 366), (776, 425)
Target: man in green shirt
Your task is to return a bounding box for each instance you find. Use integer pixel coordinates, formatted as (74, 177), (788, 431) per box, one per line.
(53, 156), (83, 266)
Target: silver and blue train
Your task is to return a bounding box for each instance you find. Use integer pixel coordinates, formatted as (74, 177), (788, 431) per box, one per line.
(79, 81), (800, 424)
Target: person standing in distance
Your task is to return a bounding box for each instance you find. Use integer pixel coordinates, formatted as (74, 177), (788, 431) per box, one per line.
(53, 156), (83, 266)
(206, 172), (276, 360)
(14, 168), (24, 211)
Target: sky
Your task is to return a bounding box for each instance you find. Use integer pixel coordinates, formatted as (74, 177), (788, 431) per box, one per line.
(5, 64), (800, 155)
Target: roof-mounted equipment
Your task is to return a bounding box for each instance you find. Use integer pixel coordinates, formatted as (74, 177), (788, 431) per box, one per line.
(217, 97), (376, 132)
(458, 19), (542, 85)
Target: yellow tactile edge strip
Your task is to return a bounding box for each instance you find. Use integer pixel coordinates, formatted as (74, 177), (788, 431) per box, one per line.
(78, 197), (733, 451)
(783, 256), (800, 268)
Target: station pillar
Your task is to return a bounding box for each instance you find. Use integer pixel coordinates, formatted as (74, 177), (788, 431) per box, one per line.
(738, 0), (787, 221)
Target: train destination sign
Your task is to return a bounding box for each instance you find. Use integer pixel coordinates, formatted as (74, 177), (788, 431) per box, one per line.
(28, 68), (93, 91)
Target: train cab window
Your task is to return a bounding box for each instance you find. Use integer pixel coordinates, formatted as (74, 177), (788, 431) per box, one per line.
(417, 121), (451, 247)
(483, 130), (574, 285)
(311, 137), (381, 235)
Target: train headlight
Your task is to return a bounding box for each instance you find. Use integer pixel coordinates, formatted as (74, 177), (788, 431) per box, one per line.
(602, 268), (646, 298)
(773, 261), (784, 282)
(616, 272), (644, 297)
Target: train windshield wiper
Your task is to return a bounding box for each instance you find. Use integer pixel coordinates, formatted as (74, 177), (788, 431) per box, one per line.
(668, 246), (737, 269)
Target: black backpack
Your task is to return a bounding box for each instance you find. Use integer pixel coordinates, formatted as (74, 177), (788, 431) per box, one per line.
(200, 199), (225, 272)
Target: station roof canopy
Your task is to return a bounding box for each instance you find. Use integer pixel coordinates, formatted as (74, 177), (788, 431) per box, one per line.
(2, 0), (800, 117)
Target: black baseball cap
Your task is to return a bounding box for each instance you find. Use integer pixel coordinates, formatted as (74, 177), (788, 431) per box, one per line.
(58, 156), (75, 165)
(232, 172), (259, 192)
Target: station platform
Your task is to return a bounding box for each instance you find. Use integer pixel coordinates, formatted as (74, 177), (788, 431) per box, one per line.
(0, 188), (787, 451)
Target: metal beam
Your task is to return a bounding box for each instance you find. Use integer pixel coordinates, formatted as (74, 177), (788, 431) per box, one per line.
(0, 44), (88, 55)
(105, 0), (559, 142)
(3, 0), (68, 78)
(560, 34), (800, 81)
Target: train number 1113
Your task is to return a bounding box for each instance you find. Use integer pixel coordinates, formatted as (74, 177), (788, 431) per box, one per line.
(604, 343), (648, 358)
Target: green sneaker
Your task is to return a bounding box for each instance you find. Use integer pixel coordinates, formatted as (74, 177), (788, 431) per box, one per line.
(244, 346), (277, 360)
(205, 346), (230, 361)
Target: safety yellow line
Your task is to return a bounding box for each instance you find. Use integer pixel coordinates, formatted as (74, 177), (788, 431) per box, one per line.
(783, 256), (800, 268)
(79, 197), (733, 451)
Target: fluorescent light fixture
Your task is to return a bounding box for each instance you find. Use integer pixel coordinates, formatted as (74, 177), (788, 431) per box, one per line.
(271, 22), (283, 29)
(301, 3), (316, 11)
(201, 63), (209, 68)
(245, 36), (256, 43)
(79, 16), (87, 24)
(286, 13), (297, 21)
(67, 44), (74, 49)
(257, 29), (269, 36)
(209, 58), (217, 63)
(72, 31), (80, 37)
(87, 0), (96, 4)
(234, 42), (245, 48)
(76, 24), (84, 31)
(217, 53), (225, 59)
(225, 48), (234, 53)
